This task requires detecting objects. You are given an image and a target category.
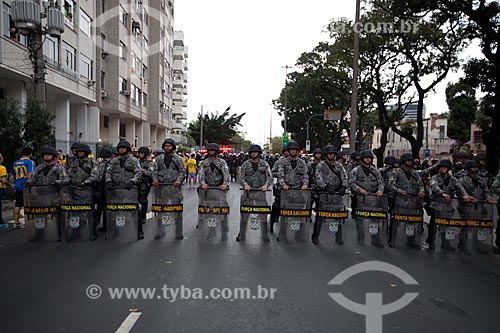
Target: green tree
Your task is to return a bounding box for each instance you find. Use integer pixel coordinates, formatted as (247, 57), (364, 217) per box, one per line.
(187, 106), (245, 146)
(445, 80), (478, 149)
(269, 136), (283, 154)
(23, 97), (55, 158)
(0, 98), (23, 171)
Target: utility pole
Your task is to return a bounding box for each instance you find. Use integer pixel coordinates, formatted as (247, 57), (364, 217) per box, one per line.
(199, 105), (204, 148)
(282, 65), (292, 133)
(349, 0), (361, 152)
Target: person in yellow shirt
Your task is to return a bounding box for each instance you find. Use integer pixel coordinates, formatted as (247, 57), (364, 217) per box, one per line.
(0, 153), (12, 227)
(186, 154), (198, 188)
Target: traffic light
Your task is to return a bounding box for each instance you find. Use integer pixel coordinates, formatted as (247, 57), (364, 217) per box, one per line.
(282, 132), (289, 147)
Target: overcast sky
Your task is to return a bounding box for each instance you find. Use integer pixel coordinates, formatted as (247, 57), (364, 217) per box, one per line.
(174, 0), (478, 146)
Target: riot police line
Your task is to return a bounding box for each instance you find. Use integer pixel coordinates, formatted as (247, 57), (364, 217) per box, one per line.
(19, 140), (500, 255)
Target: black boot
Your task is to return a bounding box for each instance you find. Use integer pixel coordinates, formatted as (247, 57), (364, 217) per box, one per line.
(335, 227), (344, 245)
(407, 236), (421, 250)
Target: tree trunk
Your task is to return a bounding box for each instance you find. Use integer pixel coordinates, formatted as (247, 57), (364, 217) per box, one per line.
(484, 78), (500, 175)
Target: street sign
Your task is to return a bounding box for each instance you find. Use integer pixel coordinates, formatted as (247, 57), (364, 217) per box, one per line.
(282, 132), (289, 147)
(324, 110), (342, 121)
(305, 140), (311, 152)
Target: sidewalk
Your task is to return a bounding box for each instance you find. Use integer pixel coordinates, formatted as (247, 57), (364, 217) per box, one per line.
(1, 200), (20, 224)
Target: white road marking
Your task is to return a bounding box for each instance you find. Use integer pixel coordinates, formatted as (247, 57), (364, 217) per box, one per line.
(115, 312), (142, 333)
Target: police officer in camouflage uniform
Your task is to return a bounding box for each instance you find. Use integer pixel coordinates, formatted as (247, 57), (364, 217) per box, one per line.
(458, 159), (496, 254)
(64, 142), (80, 171)
(474, 155), (491, 185)
(312, 145), (348, 245)
(236, 144), (273, 242)
(308, 148), (323, 223)
(138, 147), (154, 226)
(67, 143), (98, 187)
(349, 150), (385, 247)
(276, 141), (309, 241)
(270, 147), (289, 233)
(387, 153), (425, 249)
(346, 151), (360, 175)
(95, 148), (113, 233)
(427, 159), (467, 251)
(152, 139), (186, 239)
(29, 147), (68, 186)
(198, 143), (231, 240)
(105, 141), (142, 239)
(336, 151), (349, 169)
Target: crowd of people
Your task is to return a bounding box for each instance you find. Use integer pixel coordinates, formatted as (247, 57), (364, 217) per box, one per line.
(0, 139), (498, 253)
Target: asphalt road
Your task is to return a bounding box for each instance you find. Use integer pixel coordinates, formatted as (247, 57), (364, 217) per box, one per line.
(0, 182), (499, 333)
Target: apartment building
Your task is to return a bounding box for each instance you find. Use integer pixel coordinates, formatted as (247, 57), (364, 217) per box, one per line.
(171, 30), (187, 146)
(96, 0), (175, 150)
(1, 0), (177, 153)
(0, 0), (98, 153)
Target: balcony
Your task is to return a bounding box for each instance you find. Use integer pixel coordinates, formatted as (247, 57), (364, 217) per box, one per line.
(173, 77), (183, 88)
(172, 90), (183, 101)
(183, 73), (188, 83)
(172, 105), (185, 117)
(173, 46), (184, 60)
(173, 62), (184, 73)
(173, 100), (187, 108)
(172, 119), (186, 130)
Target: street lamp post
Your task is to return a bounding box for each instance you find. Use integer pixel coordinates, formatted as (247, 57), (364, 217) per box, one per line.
(282, 65), (292, 133)
(349, 0), (361, 152)
(306, 114), (324, 152)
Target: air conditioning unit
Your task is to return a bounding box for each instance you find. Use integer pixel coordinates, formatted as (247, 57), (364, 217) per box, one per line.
(101, 51), (109, 59)
(132, 21), (141, 30)
(87, 80), (95, 87)
(101, 90), (108, 98)
(121, 90), (131, 96)
(143, 79), (147, 84)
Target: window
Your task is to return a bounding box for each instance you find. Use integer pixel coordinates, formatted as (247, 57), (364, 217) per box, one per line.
(142, 92), (147, 107)
(119, 5), (128, 27)
(142, 65), (148, 81)
(131, 52), (141, 75)
(119, 77), (128, 93)
(143, 36), (148, 51)
(100, 33), (106, 52)
(131, 84), (141, 106)
(2, 2), (27, 45)
(143, 8), (148, 26)
(79, 10), (91, 36)
(43, 36), (59, 63)
(100, 71), (106, 90)
(62, 42), (76, 71)
(101, 0), (106, 13)
(80, 53), (93, 79)
(133, 0), (142, 13)
(119, 41), (126, 59)
(439, 125), (445, 139)
(103, 115), (109, 128)
(473, 131), (482, 144)
(63, 0), (74, 25)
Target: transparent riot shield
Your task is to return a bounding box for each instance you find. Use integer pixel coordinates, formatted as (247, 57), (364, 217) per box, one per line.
(152, 184), (183, 240)
(316, 192), (348, 246)
(391, 195), (424, 249)
(278, 189), (311, 244)
(458, 201), (495, 255)
(239, 189), (272, 243)
(432, 198), (461, 253)
(59, 186), (95, 241)
(197, 187), (229, 242)
(106, 187), (139, 241)
(354, 194), (388, 247)
(24, 184), (60, 242)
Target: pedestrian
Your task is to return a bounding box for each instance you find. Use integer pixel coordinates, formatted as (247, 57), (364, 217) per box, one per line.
(11, 147), (35, 229)
(312, 145), (348, 245)
(186, 153), (198, 188)
(236, 144), (273, 242)
(0, 153), (13, 228)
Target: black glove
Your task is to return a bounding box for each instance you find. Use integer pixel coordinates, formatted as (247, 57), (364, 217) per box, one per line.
(326, 185), (336, 195)
(338, 186), (346, 195)
(125, 180), (135, 190)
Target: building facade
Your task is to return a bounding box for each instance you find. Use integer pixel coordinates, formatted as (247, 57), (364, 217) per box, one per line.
(171, 30), (187, 145)
(371, 113), (451, 160)
(386, 103), (426, 122)
(0, 0), (179, 153)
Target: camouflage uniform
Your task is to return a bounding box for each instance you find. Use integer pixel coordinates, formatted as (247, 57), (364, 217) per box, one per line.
(152, 153), (186, 184)
(312, 160), (348, 243)
(237, 158), (273, 241)
(277, 157), (309, 241)
(67, 157), (98, 186)
(29, 162), (68, 185)
(387, 167), (424, 247)
(105, 155), (141, 186)
(270, 157), (285, 231)
(349, 164), (385, 245)
(277, 157), (309, 188)
(94, 158), (111, 231)
(492, 170), (500, 247)
(198, 157), (230, 187)
(238, 159), (273, 189)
